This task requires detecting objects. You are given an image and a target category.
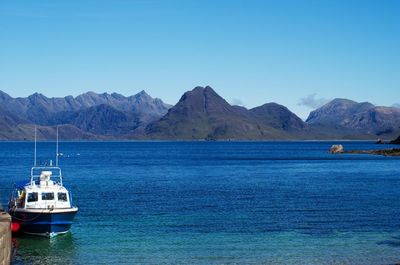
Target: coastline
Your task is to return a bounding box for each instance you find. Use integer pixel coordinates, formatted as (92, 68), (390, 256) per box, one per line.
(330, 144), (400, 157)
(342, 148), (400, 156)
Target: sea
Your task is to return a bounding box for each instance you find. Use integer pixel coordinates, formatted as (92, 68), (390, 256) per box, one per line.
(1, 141), (400, 265)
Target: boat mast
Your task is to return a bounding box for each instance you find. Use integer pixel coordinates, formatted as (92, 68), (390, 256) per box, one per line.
(34, 126), (37, 166)
(56, 125), (59, 167)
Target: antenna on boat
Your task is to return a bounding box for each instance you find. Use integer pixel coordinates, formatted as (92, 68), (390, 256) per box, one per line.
(56, 125), (59, 167)
(34, 126), (37, 166)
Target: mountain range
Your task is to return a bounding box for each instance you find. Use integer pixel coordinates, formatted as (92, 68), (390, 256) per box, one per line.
(306, 98), (400, 139)
(0, 86), (399, 140)
(0, 90), (171, 140)
(144, 87), (306, 140)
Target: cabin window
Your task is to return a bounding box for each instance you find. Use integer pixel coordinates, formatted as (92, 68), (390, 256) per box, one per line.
(42, 192), (54, 200)
(58, 192), (67, 202)
(27, 192), (38, 202)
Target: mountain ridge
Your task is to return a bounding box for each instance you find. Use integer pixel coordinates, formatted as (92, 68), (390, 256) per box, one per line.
(144, 86), (289, 140)
(306, 98), (400, 138)
(1, 87), (399, 140)
(0, 89), (172, 139)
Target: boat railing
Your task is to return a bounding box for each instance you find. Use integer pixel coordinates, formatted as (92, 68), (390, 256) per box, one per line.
(30, 166), (63, 186)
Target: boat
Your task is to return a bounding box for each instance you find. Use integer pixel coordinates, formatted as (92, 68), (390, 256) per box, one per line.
(8, 127), (78, 237)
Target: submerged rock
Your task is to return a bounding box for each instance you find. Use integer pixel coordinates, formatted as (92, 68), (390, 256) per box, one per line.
(376, 139), (385, 144)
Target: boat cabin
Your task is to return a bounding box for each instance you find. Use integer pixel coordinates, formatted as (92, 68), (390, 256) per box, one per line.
(10, 167), (73, 210)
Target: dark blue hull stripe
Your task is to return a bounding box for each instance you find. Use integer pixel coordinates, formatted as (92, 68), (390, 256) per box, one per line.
(32, 221), (73, 225)
(11, 210), (77, 235)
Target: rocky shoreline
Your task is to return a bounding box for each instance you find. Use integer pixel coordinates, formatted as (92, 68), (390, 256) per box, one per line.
(330, 144), (400, 156)
(343, 148), (400, 156)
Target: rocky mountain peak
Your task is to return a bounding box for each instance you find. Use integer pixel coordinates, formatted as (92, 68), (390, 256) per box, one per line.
(306, 98), (375, 124)
(28, 92), (47, 100)
(136, 90), (149, 96)
(250, 103), (305, 131)
(133, 90), (152, 101)
(110, 92), (125, 100)
(144, 86), (287, 140)
(0, 90), (12, 101)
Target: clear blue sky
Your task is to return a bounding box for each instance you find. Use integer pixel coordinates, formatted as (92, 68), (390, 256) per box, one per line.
(1, 0), (399, 118)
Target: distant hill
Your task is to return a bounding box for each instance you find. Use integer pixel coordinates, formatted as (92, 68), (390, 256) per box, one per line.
(0, 122), (97, 141)
(0, 106), (31, 140)
(145, 86), (298, 140)
(1, 87), (399, 140)
(0, 90), (171, 139)
(250, 103), (305, 132)
(306, 98), (400, 139)
(54, 104), (136, 136)
(306, 98), (375, 125)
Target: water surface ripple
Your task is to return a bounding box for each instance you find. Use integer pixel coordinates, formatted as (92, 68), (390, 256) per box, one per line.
(0, 141), (399, 264)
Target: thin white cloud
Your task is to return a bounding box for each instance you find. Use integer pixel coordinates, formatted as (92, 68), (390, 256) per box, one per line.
(231, 98), (245, 107)
(298, 94), (330, 109)
(392, 103), (400, 108)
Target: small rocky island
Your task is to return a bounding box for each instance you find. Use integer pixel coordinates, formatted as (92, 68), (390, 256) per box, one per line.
(330, 135), (400, 157)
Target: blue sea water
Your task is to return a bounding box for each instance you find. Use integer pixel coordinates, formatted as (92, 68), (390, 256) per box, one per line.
(1, 141), (400, 265)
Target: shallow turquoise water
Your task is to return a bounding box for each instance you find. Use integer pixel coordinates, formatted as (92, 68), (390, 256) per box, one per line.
(1, 141), (400, 264)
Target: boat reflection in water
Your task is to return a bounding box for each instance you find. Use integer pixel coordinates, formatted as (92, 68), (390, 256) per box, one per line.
(13, 232), (76, 265)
